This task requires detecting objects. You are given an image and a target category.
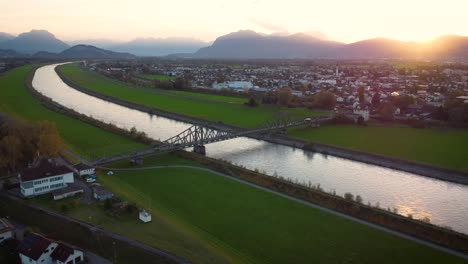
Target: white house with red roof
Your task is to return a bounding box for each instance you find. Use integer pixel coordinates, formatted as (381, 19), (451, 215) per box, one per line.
(0, 217), (15, 243)
(18, 233), (83, 264)
(18, 159), (74, 198)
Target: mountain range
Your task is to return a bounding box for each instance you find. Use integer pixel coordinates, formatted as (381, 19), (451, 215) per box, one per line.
(192, 30), (468, 60)
(1, 29), (468, 60)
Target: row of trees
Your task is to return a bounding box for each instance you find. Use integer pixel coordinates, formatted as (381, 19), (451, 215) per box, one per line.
(261, 88), (336, 110)
(0, 116), (64, 174)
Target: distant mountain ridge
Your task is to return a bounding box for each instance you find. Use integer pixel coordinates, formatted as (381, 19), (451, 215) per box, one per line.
(32, 45), (136, 59)
(107, 37), (208, 56)
(192, 30), (468, 60)
(194, 30), (344, 59)
(1, 29), (468, 60)
(0, 30), (69, 54)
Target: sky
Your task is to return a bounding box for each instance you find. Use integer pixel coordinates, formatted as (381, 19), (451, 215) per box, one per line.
(1, 0), (468, 43)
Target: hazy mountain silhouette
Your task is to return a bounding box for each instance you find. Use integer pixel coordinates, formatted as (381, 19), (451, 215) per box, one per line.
(108, 37), (208, 56)
(194, 30), (344, 58)
(0, 49), (22, 58)
(2, 29), (468, 60)
(192, 30), (468, 60)
(58, 45), (136, 59)
(0, 32), (15, 43)
(0, 30), (69, 54)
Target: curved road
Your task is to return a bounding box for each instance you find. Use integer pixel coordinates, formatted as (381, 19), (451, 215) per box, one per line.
(99, 164), (468, 260)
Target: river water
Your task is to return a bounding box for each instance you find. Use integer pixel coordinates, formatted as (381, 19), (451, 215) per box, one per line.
(32, 63), (468, 234)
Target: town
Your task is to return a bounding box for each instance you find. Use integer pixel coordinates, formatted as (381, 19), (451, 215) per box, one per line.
(92, 59), (468, 125)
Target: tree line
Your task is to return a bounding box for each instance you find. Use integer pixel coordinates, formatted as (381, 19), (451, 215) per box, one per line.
(0, 115), (64, 175)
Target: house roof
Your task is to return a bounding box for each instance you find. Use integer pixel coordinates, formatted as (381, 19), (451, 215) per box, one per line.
(20, 159), (72, 182)
(18, 233), (52, 261)
(50, 243), (74, 262)
(0, 218), (15, 233)
(93, 185), (113, 197)
(74, 163), (94, 171)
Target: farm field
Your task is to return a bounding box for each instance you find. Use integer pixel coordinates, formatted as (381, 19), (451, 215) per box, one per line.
(0, 66), (143, 158)
(289, 125), (468, 172)
(134, 72), (176, 81)
(58, 64), (327, 128)
(91, 154), (464, 264)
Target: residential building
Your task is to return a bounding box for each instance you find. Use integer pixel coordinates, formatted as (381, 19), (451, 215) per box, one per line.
(0, 218), (15, 243)
(19, 160), (74, 198)
(73, 163), (95, 177)
(92, 185), (114, 201)
(18, 233), (83, 264)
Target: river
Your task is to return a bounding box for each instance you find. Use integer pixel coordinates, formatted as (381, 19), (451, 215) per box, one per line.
(32, 63), (468, 234)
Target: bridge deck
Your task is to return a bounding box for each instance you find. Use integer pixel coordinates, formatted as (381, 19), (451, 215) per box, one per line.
(93, 116), (331, 166)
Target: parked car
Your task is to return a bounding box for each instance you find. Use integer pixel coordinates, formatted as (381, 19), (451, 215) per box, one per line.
(86, 177), (96, 183)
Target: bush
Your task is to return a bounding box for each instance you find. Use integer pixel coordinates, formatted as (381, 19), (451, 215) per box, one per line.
(60, 204), (69, 213)
(355, 195), (363, 204)
(244, 96), (259, 107)
(344, 192), (354, 201)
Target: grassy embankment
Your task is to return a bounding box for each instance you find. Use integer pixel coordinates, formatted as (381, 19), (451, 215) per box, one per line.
(59, 65), (326, 128)
(134, 72), (176, 81)
(289, 125), (468, 173)
(60, 65), (468, 173)
(0, 66), (143, 158)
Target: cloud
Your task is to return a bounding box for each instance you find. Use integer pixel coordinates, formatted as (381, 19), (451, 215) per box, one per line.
(249, 18), (286, 32)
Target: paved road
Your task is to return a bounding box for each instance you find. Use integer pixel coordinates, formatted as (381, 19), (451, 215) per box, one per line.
(100, 164), (468, 260)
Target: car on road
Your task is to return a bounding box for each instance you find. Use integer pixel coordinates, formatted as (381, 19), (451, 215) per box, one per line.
(86, 177), (96, 183)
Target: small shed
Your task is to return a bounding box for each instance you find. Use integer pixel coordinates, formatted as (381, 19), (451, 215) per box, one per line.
(74, 163), (95, 177)
(139, 210), (152, 223)
(92, 185), (114, 201)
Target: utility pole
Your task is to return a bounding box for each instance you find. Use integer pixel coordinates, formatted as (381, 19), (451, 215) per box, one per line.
(113, 241), (117, 264)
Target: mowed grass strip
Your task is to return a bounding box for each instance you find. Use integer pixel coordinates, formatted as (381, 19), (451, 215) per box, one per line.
(134, 72), (176, 81)
(98, 154), (465, 264)
(0, 66), (143, 158)
(59, 65), (326, 128)
(289, 125), (468, 172)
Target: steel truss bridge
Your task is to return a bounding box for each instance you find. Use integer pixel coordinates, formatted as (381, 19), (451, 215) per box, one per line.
(93, 116), (331, 166)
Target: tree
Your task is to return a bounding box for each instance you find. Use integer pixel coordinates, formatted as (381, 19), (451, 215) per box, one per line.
(392, 95), (415, 110)
(357, 87), (365, 104)
(277, 88), (292, 106)
(36, 121), (64, 158)
(311, 91), (336, 110)
(371, 92), (381, 107)
(244, 95), (259, 107)
(379, 103), (395, 121)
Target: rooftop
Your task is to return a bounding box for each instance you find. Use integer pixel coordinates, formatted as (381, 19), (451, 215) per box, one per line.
(19, 159), (73, 182)
(18, 233), (52, 261)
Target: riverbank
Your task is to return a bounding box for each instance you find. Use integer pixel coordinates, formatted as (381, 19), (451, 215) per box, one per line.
(56, 65), (468, 185)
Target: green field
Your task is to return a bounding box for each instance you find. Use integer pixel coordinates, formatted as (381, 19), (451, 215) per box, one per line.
(0, 66), (143, 158)
(134, 72), (176, 81)
(92, 154), (464, 264)
(59, 65), (327, 128)
(289, 125), (468, 172)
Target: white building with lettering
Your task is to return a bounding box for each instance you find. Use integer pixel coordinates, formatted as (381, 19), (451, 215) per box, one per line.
(19, 160), (74, 198)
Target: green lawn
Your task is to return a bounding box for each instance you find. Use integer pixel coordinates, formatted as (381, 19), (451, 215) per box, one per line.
(93, 154), (464, 264)
(0, 66), (143, 158)
(59, 65), (327, 128)
(289, 125), (468, 172)
(134, 72), (176, 81)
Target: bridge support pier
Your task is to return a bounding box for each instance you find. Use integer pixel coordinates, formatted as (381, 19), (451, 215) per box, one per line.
(193, 144), (206, 155)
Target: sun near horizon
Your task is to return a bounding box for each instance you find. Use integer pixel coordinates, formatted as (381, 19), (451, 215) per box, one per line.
(1, 0), (468, 43)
